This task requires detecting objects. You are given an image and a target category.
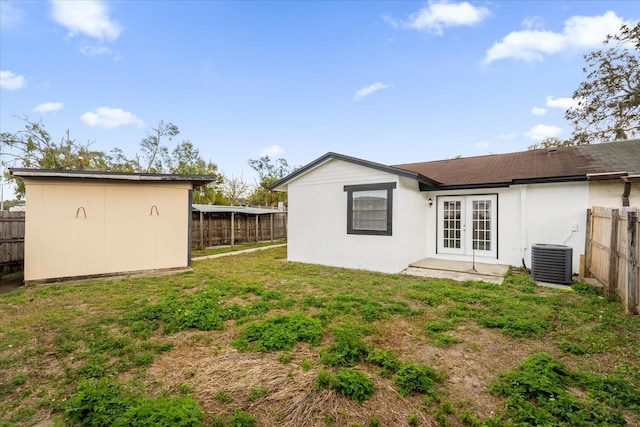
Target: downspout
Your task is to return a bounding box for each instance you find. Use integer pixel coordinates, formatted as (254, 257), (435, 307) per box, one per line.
(622, 180), (631, 207)
(520, 185), (528, 269)
(622, 175), (640, 207)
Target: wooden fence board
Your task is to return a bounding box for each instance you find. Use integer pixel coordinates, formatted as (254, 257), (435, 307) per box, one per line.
(191, 212), (287, 248)
(586, 206), (639, 314)
(0, 211), (25, 271)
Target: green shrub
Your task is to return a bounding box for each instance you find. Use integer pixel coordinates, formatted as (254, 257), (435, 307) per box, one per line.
(333, 369), (375, 403)
(393, 362), (441, 396)
(232, 313), (323, 352)
(320, 325), (370, 367)
(407, 413), (418, 426)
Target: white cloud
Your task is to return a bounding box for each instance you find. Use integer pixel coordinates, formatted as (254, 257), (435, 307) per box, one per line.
(259, 144), (284, 157)
(80, 43), (120, 61)
(50, 0), (122, 41)
(80, 107), (143, 128)
(524, 124), (562, 140)
(0, 70), (25, 90)
(531, 106), (548, 116)
(404, 1), (490, 35)
(476, 141), (489, 149)
(33, 102), (63, 113)
(545, 95), (580, 110)
(354, 82), (390, 101)
(499, 132), (518, 139)
(484, 11), (629, 64)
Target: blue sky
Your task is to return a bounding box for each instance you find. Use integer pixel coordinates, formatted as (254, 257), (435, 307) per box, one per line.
(1, 1), (638, 197)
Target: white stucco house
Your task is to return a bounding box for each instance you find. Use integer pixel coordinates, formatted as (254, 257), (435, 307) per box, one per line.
(272, 140), (640, 274)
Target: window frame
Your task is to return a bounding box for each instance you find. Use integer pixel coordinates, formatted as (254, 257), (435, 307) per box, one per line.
(344, 182), (396, 236)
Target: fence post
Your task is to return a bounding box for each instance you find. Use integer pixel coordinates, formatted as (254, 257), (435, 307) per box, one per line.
(231, 212), (235, 247)
(584, 208), (592, 278)
(608, 209), (619, 296)
(199, 211), (204, 249)
(255, 215), (259, 243)
(270, 214), (274, 242)
(627, 210), (638, 314)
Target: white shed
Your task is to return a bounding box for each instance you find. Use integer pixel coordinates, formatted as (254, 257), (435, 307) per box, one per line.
(9, 169), (217, 282)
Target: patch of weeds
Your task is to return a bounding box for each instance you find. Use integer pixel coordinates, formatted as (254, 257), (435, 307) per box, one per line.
(125, 289), (242, 334)
(278, 352), (293, 364)
(393, 362), (442, 397)
(367, 348), (401, 374)
(425, 319), (464, 347)
(320, 324), (370, 367)
(1, 373), (27, 397)
(573, 282), (604, 297)
(214, 391), (234, 404)
(316, 369), (375, 404)
(232, 313), (323, 352)
(64, 377), (203, 427)
(324, 412), (336, 426)
(407, 413), (419, 426)
(247, 385), (268, 401)
(368, 415), (381, 426)
(503, 268), (536, 292)
(301, 357), (313, 371)
(489, 352), (630, 426)
(9, 406), (37, 423)
(475, 313), (551, 338)
(301, 294), (327, 308)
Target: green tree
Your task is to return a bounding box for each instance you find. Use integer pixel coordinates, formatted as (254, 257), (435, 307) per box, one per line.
(136, 120), (179, 173)
(0, 117), (113, 198)
(169, 140), (224, 204)
(247, 155), (291, 207)
(221, 175), (250, 205)
(566, 22), (640, 144)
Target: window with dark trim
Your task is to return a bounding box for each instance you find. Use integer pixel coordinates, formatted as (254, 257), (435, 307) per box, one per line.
(344, 182), (396, 236)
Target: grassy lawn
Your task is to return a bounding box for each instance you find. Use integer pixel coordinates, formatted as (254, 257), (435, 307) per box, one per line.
(1, 246), (639, 426)
(191, 240), (286, 258)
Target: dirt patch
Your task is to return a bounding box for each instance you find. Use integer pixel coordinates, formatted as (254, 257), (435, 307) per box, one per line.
(144, 316), (568, 426)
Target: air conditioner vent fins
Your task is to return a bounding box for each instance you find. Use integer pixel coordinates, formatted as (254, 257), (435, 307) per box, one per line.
(531, 244), (572, 285)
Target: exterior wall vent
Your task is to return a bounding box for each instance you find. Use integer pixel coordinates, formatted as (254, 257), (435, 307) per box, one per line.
(531, 244), (572, 284)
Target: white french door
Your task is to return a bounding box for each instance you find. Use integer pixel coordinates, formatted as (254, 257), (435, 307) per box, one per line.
(437, 195), (497, 258)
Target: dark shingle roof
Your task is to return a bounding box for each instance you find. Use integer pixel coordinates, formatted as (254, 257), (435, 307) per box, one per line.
(393, 140), (640, 189)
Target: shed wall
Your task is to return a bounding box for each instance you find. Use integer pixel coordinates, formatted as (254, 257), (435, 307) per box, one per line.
(24, 179), (191, 281)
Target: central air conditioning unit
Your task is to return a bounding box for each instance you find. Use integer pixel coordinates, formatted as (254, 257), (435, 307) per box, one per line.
(531, 244), (573, 285)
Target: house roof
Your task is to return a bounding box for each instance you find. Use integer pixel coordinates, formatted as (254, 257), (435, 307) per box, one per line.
(271, 152), (440, 191)
(192, 204), (284, 215)
(272, 140), (640, 191)
(9, 168), (218, 188)
(394, 140), (640, 189)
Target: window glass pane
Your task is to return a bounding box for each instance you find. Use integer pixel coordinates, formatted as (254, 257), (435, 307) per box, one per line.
(352, 189), (387, 231)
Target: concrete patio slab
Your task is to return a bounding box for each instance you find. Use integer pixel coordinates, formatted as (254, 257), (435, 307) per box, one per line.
(402, 258), (510, 284)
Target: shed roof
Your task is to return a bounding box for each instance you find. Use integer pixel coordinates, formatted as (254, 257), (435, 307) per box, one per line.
(192, 204), (284, 215)
(9, 168), (218, 188)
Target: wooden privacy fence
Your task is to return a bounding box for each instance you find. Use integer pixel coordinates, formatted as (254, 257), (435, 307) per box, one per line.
(585, 206), (639, 314)
(0, 211), (25, 273)
(192, 211), (287, 248)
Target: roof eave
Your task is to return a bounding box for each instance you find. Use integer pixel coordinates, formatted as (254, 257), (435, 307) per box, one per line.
(270, 152), (441, 191)
(9, 168), (217, 188)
